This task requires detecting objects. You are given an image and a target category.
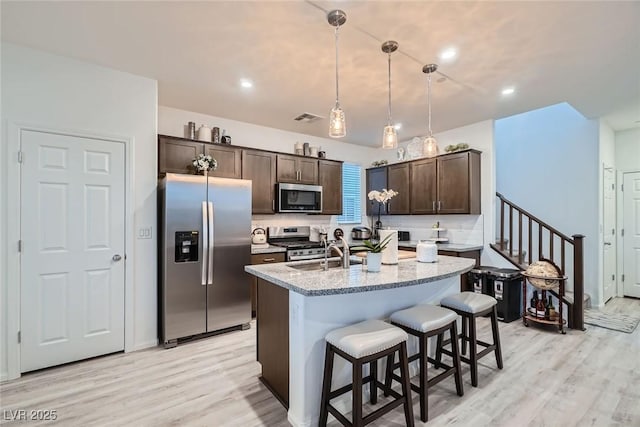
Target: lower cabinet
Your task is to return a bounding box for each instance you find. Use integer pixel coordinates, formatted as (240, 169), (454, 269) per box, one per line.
(250, 252), (286, 317)
(256, 277), (289, 408)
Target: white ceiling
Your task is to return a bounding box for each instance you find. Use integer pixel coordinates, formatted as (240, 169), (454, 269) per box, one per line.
(2, 1), (640, 147)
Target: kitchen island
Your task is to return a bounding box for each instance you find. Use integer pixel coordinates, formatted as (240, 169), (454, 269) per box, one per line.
(245, 255), (475, 427)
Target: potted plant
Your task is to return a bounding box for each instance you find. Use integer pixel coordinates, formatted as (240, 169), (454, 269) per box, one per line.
(368, 189), (398, 239)
(351, 234), (394, 272)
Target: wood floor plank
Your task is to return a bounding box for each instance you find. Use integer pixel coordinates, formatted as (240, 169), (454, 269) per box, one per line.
(1, 297), (639, 426)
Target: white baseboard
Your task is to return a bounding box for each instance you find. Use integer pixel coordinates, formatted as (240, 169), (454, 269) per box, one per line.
(131, 339), (158, 352)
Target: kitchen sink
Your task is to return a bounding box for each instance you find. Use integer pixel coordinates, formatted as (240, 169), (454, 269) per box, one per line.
(287, 259), (361, 271)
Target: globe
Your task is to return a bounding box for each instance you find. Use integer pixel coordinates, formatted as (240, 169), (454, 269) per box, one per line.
(525, 259), (563, 289)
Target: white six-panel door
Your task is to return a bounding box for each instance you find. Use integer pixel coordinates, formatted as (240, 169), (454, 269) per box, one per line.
(623, 171), (640, 298)
(20, 130), (126, 372)
(603, 166), (616, 303)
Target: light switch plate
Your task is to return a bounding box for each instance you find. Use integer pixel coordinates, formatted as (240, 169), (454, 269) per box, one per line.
(138, 226), (152, 239)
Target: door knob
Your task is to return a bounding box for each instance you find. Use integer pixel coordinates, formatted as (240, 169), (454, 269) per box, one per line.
(112, 254), (123, 261)
(603, 242), (612, 246)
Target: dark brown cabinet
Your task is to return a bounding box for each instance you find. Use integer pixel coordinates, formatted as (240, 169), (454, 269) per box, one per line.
(366, 167), (388, 216)
(366, 149), (481, 216)
(318, 160), (343, 215)
(410, 158), (437, 214)
(250, 252), (285, 317)
(437, 151), (481, 214)
(158, 136), (203, 174)
(386, 163), (410, 214)
(242, 150), (277, 214)
(204, 144), (242, 179)
(277, 154), (318, 184)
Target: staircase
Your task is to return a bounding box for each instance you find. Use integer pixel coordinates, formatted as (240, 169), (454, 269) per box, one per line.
(490, 192), (586, 330)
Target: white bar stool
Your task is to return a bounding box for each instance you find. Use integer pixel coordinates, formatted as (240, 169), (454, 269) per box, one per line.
(319, 319), (414, 427)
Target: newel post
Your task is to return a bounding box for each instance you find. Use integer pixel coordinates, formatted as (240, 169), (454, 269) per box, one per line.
(572, 234), (585, 331)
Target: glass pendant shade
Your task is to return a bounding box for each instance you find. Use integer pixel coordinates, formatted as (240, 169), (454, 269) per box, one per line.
(382, 125), (397, 149)
(329, 106), (346, 138)
(423, 136), (439, 158)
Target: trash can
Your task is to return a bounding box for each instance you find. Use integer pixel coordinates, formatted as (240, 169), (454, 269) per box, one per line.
(467, 266), (500, 296)
(489, 268), (523, 323)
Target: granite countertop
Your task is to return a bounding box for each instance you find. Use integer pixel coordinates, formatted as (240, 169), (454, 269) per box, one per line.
(396, 241), (484, 252)
(251, 244), (287, 255)
(244, 255), (475, 296)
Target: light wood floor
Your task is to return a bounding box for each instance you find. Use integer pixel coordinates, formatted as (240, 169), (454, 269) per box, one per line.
(1, 297), (639, 427)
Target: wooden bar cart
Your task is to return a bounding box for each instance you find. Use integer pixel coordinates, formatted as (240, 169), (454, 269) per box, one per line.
(522, 272), (567, 334)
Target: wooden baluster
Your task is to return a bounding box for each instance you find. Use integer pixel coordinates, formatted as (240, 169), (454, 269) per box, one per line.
(561, 239), (565, 273)
(518, 212), (523, 264)
(500, 199), (505, 251)
(509, 205), (513, 257)
(528, 217), (532, 265)
(549, 231), (554, 261)
(572, 235), (585, 331)
(538, 224), (543, 259)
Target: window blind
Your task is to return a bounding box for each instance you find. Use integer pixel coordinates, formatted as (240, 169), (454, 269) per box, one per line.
(337, 162), (362, 224)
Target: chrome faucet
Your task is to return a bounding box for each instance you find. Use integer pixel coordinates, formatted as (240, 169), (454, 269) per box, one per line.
(322, 237), (351, 270)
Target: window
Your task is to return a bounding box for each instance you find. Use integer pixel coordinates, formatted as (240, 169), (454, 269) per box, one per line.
(337, 162), (362, 224)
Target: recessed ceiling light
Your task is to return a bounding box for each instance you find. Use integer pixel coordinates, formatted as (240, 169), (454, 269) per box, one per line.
(394, 123), (402, 130)
(439, 48), (457, 61)
(501, 87), (515, 96)
(240, 79), (253, 88)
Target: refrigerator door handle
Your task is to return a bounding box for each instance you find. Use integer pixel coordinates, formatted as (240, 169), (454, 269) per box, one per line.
(207, 201), (214, 285)
(201, 201), (208, 285)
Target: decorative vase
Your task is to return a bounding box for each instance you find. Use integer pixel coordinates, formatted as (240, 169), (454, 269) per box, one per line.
(367, 252), (382, 272)
(379, 229), (398, 265)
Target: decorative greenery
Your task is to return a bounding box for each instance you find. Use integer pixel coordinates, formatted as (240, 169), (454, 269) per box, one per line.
(444, 143), (469, 153)
(192, 154), (218, 172)
(371, 159), (389, 167)
(351, 234), (394, 254)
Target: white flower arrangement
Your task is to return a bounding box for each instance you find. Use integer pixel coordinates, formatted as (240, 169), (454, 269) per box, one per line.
(192, 154), (218, 172)
(368, 188), (398, 204)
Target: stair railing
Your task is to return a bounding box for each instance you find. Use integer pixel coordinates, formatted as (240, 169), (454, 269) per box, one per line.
(495, 192), (585, 330)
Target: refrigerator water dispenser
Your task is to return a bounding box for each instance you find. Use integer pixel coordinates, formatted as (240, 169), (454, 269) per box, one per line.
(175, 231), (199, 262)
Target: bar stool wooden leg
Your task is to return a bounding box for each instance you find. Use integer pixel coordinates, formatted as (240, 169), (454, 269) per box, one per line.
(461, 315), (468, 356)
(434, 332), (443, 369)
(383, 353), (394, 397)
(419, 334), (428, 422)
(319, 344), (334, 427)
(399, 342), (415, 427)
(370, 361), (377, 404)
(353, 359), (363, 427)
(450, 322), (464, 397)
(468, 315), (478, 387)
(491, 306), (504, 369)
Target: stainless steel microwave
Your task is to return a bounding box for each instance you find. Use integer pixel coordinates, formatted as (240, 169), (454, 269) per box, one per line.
(277, 183), (323, 213)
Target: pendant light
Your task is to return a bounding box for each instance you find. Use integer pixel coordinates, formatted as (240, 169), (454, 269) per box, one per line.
(422, 63), (439, 158)
(327, 9), (347, 138)
(381, 40), (398, 149)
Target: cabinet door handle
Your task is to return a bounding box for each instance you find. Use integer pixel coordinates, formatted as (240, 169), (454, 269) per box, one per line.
(272, 199), (275, 211)
(432, 201), (436, 211)
(438, 201), (442, 211)
(262, 258), (276, 262)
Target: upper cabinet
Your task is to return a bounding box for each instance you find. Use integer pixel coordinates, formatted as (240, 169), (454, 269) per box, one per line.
(158, 136), (204, 175)
(277, 154), (318, 184)
(318, 160), (343, 215)
(366, 167), (388, 216)
(158, 135), (240, 178)
(242, 150), (277, 214)
(204, 144), (242, 179)
(437, 151), (481, 214)
(386, 163), (411, 214)
(366, 149), (481, 216)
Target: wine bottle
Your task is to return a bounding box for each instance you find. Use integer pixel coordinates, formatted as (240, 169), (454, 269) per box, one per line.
(536, 293), (546, 317)
(530, 290), (538, 313)
(545, 295), (551, 319)
(548, 295), (556, 319)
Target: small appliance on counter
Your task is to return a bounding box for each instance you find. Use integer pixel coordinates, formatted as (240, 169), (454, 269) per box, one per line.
(416, 240), (438, 263)
(251, 227), (267, 244)
(397, 230), (410, 241)
(351, 226), (371, 240)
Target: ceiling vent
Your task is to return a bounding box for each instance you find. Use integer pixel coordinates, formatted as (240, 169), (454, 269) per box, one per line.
(293, 112), (324, 123)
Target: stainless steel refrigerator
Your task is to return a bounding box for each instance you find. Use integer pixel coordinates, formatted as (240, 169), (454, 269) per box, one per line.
(158, 173), (251, 347)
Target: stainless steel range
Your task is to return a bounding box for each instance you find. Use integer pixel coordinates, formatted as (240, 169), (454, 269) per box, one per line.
(267, 226), (328, 261)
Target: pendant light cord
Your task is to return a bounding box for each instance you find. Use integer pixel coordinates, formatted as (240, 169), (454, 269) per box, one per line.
(335, 25), (340, 108)
(427, 72), (433, 137)
(387, 52), (392, 125)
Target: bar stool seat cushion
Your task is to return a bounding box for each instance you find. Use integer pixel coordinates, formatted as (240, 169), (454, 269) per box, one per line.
(325, 319), (408, 358)
(390, 305), (458, 333)
(440, 292), (497, 314)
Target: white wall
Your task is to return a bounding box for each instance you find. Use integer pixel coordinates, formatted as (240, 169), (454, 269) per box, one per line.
(598, 120), (616, 305)
(495, 103), (600, 304)
(1, 43), (158, 380)
(615, 128), (640, 172)
(159, 106), (380, 236)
